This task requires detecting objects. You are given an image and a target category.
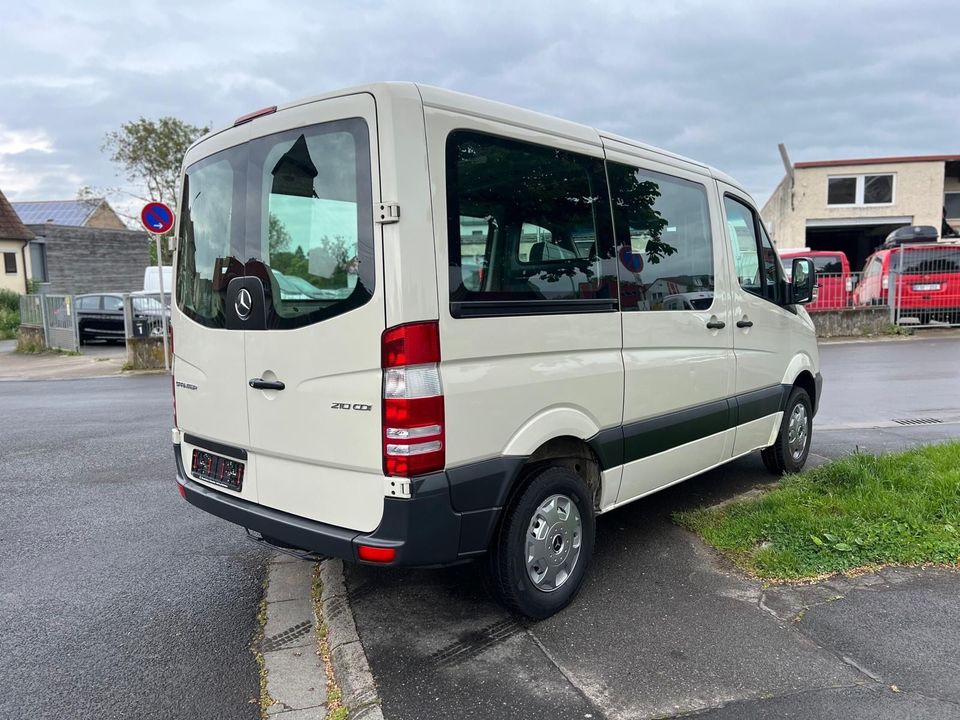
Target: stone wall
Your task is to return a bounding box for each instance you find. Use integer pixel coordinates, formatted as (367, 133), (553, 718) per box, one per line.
(28, 224), (148, 295)
(16, 324), (46, 352)
(810, 307), (893, 338)
(126, 337), (167, 369)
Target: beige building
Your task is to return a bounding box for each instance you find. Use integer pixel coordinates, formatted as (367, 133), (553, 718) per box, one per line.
(0, 188), (35, 295)
(762, 152), (960, 270)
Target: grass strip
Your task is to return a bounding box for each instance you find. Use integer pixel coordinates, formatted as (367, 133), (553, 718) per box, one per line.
(313, 563), (349, 720)
(675, 442), (960, 579)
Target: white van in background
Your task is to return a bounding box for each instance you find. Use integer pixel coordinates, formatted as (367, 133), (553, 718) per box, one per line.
(172, 83), (821, 618)
(144, 265), (173, 294)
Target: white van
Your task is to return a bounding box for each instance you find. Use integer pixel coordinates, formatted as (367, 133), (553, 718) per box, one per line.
(172, 83), (821, 618)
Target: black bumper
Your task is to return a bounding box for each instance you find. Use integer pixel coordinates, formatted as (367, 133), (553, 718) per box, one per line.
(175, 445), (515, 567)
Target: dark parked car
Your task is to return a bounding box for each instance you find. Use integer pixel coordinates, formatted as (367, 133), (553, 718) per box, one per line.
(76, 293), (167, 343)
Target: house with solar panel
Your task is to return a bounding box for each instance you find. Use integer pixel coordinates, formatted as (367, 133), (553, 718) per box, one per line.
(9, 197), (149, 295)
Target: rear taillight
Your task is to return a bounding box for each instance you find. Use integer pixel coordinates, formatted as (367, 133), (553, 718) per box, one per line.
(381, 321), (444, 477)
(882, 275), (889, 291)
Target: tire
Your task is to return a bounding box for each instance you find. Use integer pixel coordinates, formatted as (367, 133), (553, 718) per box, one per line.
(761, 386), (813, 475)
(484, 465), (595, 620)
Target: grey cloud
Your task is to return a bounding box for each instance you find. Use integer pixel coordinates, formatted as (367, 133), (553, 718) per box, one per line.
(0, 0), (957, 205)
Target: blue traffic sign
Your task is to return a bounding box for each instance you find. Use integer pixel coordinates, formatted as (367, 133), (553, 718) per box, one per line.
(140, 202), (175, 234)
(619, 246), (643, 274)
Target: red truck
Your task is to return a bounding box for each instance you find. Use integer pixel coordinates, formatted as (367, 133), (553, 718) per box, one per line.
(779, 249), (853, 310)
(852, 226), (960, 324)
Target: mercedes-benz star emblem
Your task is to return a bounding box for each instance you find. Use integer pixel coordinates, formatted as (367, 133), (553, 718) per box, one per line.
(235, 288), (253, 320)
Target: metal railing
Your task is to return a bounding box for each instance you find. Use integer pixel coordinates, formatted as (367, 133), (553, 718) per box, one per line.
(805, 272), (862, 311)
(18, 294), (81, 351)
(123, 292), (171, 370)
(18, 294), (43, 327)
(887, 246), (960, 327)
(809, 252), (960, 327)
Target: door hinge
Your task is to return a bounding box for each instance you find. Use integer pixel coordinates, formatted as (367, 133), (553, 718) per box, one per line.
(375, 202), (400, 224)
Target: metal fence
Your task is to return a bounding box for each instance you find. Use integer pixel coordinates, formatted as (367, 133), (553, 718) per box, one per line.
(123, 292), (171, 370)
(44, 295), (81, 352)
(806, 272), (863, 311)
(18, 294), (43, 327)
(18, 294), (81, 352)
(809, 247), (960, 327)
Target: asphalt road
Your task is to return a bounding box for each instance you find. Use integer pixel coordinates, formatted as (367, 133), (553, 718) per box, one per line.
(0, 375), (269, 720)
(347, 336), (960, 720)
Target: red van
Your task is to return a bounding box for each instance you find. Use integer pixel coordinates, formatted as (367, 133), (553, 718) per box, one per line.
(853, 242), (960, 324)
(779, 249), (853, 310)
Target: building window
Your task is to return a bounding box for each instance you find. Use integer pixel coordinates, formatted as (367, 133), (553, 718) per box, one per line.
(946, 192), (960, 219)
(29, 242), (48, 282)
(827, 174), (895, 206)
(3, 252), (16, 274)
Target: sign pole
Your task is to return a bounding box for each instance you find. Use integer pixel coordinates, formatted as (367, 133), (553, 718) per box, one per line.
(139, 202), (175, 374)
(154, 233), (171, 372)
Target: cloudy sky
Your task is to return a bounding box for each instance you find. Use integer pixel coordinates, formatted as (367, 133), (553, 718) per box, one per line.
(1, 0), (957, 220)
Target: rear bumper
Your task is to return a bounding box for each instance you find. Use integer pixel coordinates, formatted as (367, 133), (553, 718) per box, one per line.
(175, 445), (504, 567)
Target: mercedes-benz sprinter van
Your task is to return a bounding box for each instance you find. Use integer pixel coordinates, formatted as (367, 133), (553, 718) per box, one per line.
(172, 83), (821, 618)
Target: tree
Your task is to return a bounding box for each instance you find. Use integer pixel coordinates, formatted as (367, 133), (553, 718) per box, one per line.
(103, 117), (209, 264)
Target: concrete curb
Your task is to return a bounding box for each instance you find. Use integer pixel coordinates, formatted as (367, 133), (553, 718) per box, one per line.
(259, 555), (384, 719)
(319, 559), (385, 720)
(261, 554), (326, 718)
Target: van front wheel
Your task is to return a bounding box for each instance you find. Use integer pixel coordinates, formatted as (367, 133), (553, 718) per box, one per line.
(484, 466), (595, 620)
(761, 387), (813, 475)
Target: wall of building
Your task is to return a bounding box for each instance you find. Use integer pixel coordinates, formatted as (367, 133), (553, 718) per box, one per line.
(27, 225), (149, 294)
(85, 202), (129, 230)
(762, 161), (947, 249)
(0, 239), (28, 294)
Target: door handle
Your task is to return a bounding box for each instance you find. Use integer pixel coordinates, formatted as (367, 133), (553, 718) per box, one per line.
(736, 319), (754, 328)
(249, 378), (285, 391)
(705, 319), (726, 330)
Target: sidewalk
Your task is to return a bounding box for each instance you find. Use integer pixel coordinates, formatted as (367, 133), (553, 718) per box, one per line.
(0, 341), (128, 381)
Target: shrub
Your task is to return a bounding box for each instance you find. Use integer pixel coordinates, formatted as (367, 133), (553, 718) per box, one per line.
(0, 288), (20, 313)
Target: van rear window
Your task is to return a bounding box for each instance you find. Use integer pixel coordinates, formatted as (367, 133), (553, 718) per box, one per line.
(894, 247), (960, 275)
(811, 256), (843, 274)
(177, 118), (374, 329)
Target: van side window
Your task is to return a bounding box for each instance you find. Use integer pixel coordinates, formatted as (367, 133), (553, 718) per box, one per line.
(724, 196), (782, 304)
(607, 164), (714, 311)
(723, 197), (761, 295)
(446, 131), (616, 316)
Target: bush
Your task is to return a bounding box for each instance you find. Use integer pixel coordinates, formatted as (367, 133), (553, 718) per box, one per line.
(0, 306), (19, 340)
(0, 288), (20, 313)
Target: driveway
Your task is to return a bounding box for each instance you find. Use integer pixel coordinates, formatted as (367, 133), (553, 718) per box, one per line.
(345, 336), (960, 719)
(0, 376), (268, 720)
(0, 340), (127, 381)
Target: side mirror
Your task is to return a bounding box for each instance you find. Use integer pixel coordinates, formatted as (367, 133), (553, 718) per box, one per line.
(789, 258), (816, 304)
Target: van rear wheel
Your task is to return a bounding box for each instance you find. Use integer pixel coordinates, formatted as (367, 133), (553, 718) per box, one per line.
(484, 465), (595, 620)
(761, 387), (812, 475)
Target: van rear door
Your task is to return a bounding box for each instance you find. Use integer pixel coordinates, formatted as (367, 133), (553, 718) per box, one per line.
(240, 95), (386, 533)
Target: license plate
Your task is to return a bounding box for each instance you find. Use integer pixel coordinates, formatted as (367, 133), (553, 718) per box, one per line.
(912, 283), (941, 291)
(191, 449), (244, 491)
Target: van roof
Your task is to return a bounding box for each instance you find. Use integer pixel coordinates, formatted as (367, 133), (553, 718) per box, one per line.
(188, 81), (751, 197)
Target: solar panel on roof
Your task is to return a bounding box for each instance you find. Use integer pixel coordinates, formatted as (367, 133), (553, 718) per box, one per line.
(11, 200), (99, 226)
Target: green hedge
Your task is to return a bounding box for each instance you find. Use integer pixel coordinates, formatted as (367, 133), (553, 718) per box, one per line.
(0, 289), (21, 340)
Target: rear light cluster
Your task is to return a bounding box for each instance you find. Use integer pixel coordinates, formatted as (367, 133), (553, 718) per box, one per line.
(381, 321), (444, 477)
